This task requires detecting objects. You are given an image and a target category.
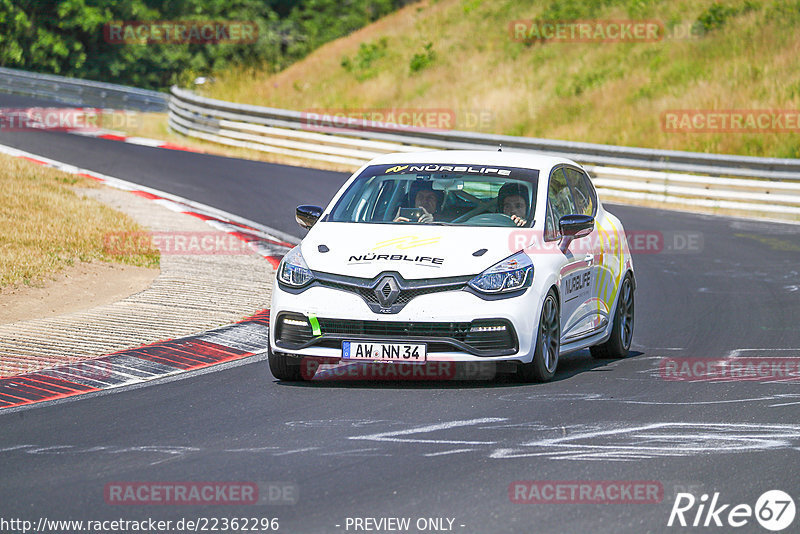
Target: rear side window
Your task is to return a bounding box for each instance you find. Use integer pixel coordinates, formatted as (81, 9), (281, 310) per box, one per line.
(564, 167), (595, 216)
(545, 167), (577, 240)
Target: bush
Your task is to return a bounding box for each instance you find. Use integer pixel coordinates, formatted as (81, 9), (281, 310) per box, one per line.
(694, 2), (738, 33)
(341, 38), (388, 81)
(693, 1), (759, 35)
(409, 42), (435, 73)
(539, 0), (627, 20)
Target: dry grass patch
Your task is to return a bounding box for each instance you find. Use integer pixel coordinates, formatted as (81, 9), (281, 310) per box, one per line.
(0, 154), (159, 289)
(202, 0), (800, 158)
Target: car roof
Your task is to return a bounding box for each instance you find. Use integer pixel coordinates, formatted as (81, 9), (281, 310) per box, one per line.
(363, 150), (578, 172)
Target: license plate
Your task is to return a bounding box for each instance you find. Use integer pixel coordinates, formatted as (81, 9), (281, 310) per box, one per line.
(342, 341), (427, 363)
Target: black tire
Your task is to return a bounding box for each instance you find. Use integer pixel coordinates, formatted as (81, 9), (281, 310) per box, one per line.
(268, 344), (305, 381)
(590, 273), (634, 359)
(518, 290), (560, 382)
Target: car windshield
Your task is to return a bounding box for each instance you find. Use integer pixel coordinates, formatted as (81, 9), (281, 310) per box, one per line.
(328, 163), (539, 227)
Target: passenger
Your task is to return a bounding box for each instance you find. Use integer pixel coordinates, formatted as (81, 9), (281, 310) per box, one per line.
(394, 182), (443, 223)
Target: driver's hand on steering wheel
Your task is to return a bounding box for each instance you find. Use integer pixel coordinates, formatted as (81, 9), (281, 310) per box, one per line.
(510, 214), (527, 227)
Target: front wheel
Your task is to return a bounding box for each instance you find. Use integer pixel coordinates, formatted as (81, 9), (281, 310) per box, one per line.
(590, 274), (634, 359)
(518, 290), (560, 382)
(268, 345), (305, 381)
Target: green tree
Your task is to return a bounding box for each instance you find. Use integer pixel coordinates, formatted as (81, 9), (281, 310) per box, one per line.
(0, 0), (408, 90)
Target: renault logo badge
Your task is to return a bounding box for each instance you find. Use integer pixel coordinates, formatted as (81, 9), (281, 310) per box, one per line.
(374, 275), (400, 308)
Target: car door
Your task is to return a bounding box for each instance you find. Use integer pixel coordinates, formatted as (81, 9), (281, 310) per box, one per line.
(545, 167), (595, 342)
(578, 168), (628, 326)
(563, 167), (608, 331)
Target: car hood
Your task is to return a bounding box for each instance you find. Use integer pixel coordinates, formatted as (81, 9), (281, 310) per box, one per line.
(301, 222), (523, 280)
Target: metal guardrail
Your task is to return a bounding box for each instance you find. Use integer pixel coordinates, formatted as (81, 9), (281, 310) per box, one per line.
(0, 66), (797, 217)
(0, 67), (168, 112)
(169, 86), (800, 180)
(169, 86), (800, 217)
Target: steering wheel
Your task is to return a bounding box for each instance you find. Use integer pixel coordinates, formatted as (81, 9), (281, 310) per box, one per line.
(451, 197), (497, 223)
(463, 213), (518, 227)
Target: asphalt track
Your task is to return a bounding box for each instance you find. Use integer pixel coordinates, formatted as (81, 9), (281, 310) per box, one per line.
(1, 94), (800, 533)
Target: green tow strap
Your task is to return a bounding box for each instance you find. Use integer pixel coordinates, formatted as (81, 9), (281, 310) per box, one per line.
(308, 315), (321, 336)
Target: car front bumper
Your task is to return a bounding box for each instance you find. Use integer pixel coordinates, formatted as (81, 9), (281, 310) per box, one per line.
(270, 281), (544, 363)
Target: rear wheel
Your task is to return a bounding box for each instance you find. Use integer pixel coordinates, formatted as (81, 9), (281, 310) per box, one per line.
(518, 290), (560, 382)
(590, 274), (634, 359)
(268, 344), (305, 381)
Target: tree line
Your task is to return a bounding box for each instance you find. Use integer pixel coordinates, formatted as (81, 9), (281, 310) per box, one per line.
(0, 0), (412, 91)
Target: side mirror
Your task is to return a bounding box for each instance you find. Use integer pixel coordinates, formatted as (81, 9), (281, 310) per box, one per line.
(559, 214), (594, 238)
(296, 205), (323, 230)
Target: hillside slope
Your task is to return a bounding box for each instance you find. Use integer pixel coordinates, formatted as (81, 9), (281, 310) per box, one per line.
(203, 0), (800, 158)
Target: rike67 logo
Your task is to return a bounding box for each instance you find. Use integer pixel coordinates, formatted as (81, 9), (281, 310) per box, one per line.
(668, 490), (796, 531)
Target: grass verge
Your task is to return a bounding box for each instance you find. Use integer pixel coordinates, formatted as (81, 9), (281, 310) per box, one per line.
(0, 153), (159, 289)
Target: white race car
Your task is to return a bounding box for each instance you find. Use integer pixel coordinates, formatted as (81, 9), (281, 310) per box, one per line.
(269, 150), (635, 382)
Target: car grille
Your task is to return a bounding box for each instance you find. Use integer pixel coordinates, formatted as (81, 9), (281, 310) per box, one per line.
(319, 281), (462, 306)
(274, 313), (517, 356)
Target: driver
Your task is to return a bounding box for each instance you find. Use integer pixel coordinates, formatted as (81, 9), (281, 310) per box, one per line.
(497, 182), (530, 227)
(394, 182), (443, 223)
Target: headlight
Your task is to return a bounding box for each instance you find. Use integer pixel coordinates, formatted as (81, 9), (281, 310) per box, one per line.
(468, 251), (533, 294)
(278, 246), (314, 288)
